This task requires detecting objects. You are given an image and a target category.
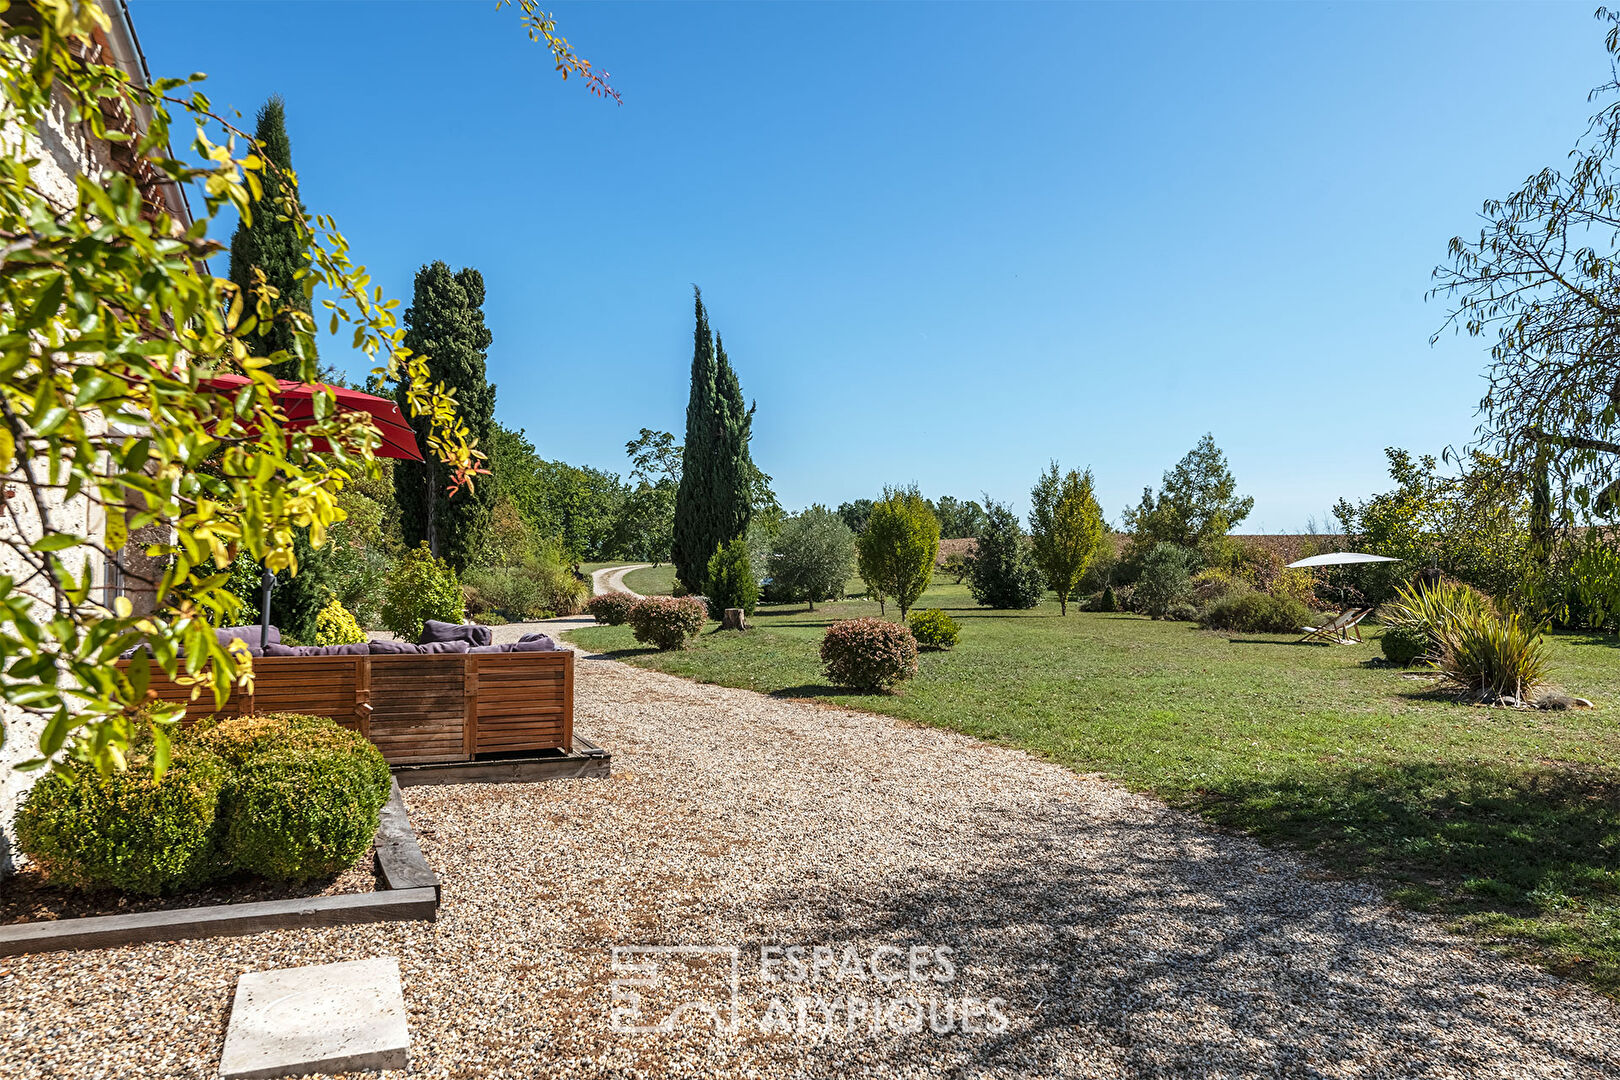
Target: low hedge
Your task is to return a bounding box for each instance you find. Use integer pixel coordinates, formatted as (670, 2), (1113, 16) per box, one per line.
(16, 741), (227, 896)
(1199, 592), (1313, 634)
(586, 591), (638, 626)
(628, 595), (708, 650)
(19, 713), (391, 893)
(822, 618), (919, 691)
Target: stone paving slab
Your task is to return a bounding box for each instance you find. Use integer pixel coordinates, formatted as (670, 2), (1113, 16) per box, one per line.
(218, 956), (407, 1080)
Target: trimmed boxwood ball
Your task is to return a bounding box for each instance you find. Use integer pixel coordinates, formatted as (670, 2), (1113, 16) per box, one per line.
(193, 713), (391, 883)
(586, 591), (637, 626)
(16, 745), (227, 896)
(907, 608), (960, 651)
(822, 617), (920, 691)
(628, 595), (708, 650)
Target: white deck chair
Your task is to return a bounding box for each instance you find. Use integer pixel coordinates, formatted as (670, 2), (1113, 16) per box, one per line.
(1298, 607), (1370, 645)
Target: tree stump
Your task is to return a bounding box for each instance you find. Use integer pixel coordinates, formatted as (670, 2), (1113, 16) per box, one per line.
(722, 608), (749, 632)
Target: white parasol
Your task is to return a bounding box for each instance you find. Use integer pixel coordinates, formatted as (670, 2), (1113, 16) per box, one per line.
(1286, 552), (1401, 569)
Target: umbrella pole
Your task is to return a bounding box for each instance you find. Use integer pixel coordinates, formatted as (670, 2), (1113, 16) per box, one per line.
(259, 564), (275, 651)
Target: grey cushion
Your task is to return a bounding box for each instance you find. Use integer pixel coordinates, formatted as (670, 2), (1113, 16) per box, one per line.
(263, 642), (372, 657)
(419, 620), (491, 648)
(367, 640), (420, 655)
(505, 637), (558, 652)
(419, 640), (469, 654)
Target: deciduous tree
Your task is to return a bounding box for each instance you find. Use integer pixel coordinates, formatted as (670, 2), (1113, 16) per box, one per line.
(855, 487), (940, 619)
(0, 0), (612, 771)
(1029, 463), (1105, 615)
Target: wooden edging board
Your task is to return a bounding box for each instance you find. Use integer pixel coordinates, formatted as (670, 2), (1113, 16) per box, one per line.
(0, 783), (438, 958)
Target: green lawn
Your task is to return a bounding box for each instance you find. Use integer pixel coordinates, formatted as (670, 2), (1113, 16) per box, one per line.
(568, 581), (1620, 995)
(623, 563), (678, 596)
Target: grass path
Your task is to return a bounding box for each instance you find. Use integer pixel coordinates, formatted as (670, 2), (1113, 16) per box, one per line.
(568, 582), (1620, 995)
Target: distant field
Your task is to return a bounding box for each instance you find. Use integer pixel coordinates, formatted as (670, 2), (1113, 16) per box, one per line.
(569, 580), (1620, 996)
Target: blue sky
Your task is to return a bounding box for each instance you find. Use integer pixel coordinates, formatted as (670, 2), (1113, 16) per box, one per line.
(133, 1), (1603, 531)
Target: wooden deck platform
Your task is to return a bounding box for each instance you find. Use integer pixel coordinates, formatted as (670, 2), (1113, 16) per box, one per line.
(391, 734), (611, 786)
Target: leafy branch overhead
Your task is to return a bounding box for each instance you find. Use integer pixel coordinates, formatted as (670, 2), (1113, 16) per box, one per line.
(0, 0), (615, 774)
(1431, 7), (1620, 515)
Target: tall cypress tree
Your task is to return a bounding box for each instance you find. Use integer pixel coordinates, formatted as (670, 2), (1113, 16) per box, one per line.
(227, 96), (314, 381)
(713, 335), (753, 544)
(672, 288), (718, 592)
(672, 289), (756, 593)
(393, 262), (497, 573)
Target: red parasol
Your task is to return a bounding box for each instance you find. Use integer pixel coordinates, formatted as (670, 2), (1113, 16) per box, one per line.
(200, 374), (423, 461)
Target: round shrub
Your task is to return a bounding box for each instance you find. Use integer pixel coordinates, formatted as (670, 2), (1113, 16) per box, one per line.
(1199, 592), (1312, 633)
(1381, 623), (1430, 666)
(587, 592), (637, 625)
(16, 745), (227, 895)
(908, 608), (960, 651)
(193, 713), (391, 884)
(1165, 601), (1200, 623)
(313, 597), (367, 645)
(821, 618), (920, 691)
(381, 542), (464, 641)
(628, 595), (708, 650)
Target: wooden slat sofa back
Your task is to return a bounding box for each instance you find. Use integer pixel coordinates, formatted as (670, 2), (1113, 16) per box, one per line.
(114, 651), (574, 765)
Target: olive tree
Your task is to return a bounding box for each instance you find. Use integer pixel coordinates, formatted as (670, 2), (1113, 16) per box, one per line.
(769, 505), (855, 610)
(0, 0), (613, 774)
(855, 487), (939, 619)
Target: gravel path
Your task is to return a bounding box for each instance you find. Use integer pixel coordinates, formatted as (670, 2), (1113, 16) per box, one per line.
(3, 651), (1619, 1078)
(591, 564), (649, 597)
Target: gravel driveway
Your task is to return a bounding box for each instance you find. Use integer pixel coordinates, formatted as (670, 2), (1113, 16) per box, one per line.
(3, 649), (1618, 1078)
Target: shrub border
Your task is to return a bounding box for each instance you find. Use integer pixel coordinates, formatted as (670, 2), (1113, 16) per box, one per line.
(0, 779), (437, 957)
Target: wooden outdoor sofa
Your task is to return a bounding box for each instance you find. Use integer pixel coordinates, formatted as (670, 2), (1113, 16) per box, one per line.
(114, 648), (574, 766)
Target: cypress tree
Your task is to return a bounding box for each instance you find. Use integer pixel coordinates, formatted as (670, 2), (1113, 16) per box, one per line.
(672, 288), (718, 592)
(672, 290), (757, 593)
(227, 95), (315, 381)
(393, 262), (497, 573)
(713, 335), (753, 547)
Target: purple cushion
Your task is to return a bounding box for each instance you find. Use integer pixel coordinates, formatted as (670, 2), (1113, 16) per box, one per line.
(218, 624), (278, 648)
(504, 637), (558, 652)
(313, 642), (369, 656)
(518, 632), (557, 646)
(419, 620), (492, 648)
(419, 640), (469, 654)
(262, 642), (298, 657)
(468, 644), (502, 654)
(368, 640), (420, 655)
